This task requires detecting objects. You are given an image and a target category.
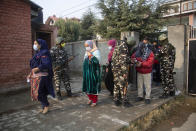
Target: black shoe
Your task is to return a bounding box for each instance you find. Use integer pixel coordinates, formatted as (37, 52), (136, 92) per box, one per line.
(159, 94), (169, 99)
(170, 91), (175, 96)
(67, 90), (72, 97)
(123, 101), (133, 108)
(136, 97), (144, 102)
(145, 99), (151, 104)
(114, 100), (121, 106)
(57, 92), (63, 100)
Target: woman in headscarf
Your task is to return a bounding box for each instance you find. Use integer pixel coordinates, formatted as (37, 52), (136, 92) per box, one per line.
(27, 39), (55, 114)
(105, 39), (116, 96)
(82, 40), (101, 107)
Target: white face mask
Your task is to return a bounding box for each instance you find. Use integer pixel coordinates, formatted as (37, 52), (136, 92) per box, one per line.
(86, 47), (91, 51)
(108, 46), (112, 50)
(33, 44), (38, 51)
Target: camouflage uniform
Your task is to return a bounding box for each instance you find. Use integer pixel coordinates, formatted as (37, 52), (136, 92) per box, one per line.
(50, 45), (72, 99)
(111, 41), (131, 105)
(159, 40), (176, 97)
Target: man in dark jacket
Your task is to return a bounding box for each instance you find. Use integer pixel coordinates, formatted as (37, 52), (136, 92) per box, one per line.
(131, 37), (154, 104)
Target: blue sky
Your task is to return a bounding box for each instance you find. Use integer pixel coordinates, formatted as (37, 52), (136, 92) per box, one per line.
(31, 0), (100, 23)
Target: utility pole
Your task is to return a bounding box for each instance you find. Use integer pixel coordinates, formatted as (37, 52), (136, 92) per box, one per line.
(180, 0), (182, 24)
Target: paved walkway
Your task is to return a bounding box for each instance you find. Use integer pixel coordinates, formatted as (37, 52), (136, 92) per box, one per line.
(0, 76), (172, 131)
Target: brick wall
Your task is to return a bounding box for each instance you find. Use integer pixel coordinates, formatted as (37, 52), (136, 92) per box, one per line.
(0, 0), (32, 91)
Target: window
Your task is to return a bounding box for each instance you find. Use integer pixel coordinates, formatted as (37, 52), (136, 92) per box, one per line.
(183, 3), (188, 11)
(174, 5), (179, 13)
(188, 2), (192, 10)
(194, 1), (196, 9)
(175, 8), (179, 13)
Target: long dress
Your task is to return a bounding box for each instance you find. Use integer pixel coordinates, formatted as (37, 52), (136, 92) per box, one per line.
(82, 50), (101, 95)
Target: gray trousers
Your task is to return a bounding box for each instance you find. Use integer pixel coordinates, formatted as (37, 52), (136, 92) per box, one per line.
(137, 73), (151, 99)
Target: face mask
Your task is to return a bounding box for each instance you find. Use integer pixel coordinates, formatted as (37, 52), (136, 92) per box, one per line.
(86, 47), (91, 51)
(108, 46), (112, 50)
(33, 44), (38, 51)
(61, 43), (66, 47)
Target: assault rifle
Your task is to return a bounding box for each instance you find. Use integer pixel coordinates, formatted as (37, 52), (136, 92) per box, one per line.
(53, 54), (79, 71)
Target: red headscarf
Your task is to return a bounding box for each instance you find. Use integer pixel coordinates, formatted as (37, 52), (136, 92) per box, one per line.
(107, 39), (116, 62)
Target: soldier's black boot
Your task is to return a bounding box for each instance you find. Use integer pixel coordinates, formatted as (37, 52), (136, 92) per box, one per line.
(57, 91), (63, 100)
(123, 100), (133, 108)
(170, 91), (175, 96)
(67, 90), (72, 97)
(114, 100), (121, 106)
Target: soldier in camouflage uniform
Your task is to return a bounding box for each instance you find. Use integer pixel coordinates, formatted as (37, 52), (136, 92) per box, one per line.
(111, 40), (132, 107)
(158, 34), (176, 98)
(50, 37), (72, 100)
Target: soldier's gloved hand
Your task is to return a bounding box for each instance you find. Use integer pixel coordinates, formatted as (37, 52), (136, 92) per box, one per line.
(123, 74), (127, 79)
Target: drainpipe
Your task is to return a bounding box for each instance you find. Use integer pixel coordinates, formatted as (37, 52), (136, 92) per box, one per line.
(180, 0), (182, 24)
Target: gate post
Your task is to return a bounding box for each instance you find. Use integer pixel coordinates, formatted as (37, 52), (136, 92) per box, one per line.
(168, 25), (190, 93)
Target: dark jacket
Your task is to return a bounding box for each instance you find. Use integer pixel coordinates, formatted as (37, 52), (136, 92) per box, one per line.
(30, 39), (55, 97)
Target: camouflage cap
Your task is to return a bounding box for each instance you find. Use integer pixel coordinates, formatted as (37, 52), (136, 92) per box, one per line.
(159, 34), (167, 41)
(56, 37), (64, 44)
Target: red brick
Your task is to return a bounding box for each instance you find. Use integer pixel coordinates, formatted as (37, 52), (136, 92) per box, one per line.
(0, 0), (32, 89)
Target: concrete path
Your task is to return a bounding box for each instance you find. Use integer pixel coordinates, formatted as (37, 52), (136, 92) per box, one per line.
(0, 76), (171, 131)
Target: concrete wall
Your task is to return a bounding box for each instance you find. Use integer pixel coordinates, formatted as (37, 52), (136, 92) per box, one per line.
(168, 25), (189, 91)
(121, 31), (139, 44)
(64, 41), (109, 73)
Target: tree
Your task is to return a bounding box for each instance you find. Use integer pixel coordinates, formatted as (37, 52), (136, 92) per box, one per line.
(80, 11), (96, 40)
(97, 0), (170, 40)
(55, 18), (80, 42)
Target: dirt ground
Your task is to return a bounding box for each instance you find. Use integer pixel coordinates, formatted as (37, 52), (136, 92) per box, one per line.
(146, 96), (196, 131)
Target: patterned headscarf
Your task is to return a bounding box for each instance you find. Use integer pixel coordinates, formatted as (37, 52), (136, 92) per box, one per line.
(135, 42), (152, 61)
(84, 40), (100, 61)
(85, 40), (93, 49)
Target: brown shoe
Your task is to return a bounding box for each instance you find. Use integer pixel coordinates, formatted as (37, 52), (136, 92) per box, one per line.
(42, 107), (49, 114)
(90, 103), (97, 107)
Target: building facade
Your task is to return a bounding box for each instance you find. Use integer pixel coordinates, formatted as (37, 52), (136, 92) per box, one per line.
(163, 0), (196, 27)
(0, 0), (32, 92)
(0, 0), (56, 92)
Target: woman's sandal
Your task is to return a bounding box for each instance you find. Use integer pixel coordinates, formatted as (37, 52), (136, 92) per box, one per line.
(90, 103), (97, 107)
(87, 100), (92, 105)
